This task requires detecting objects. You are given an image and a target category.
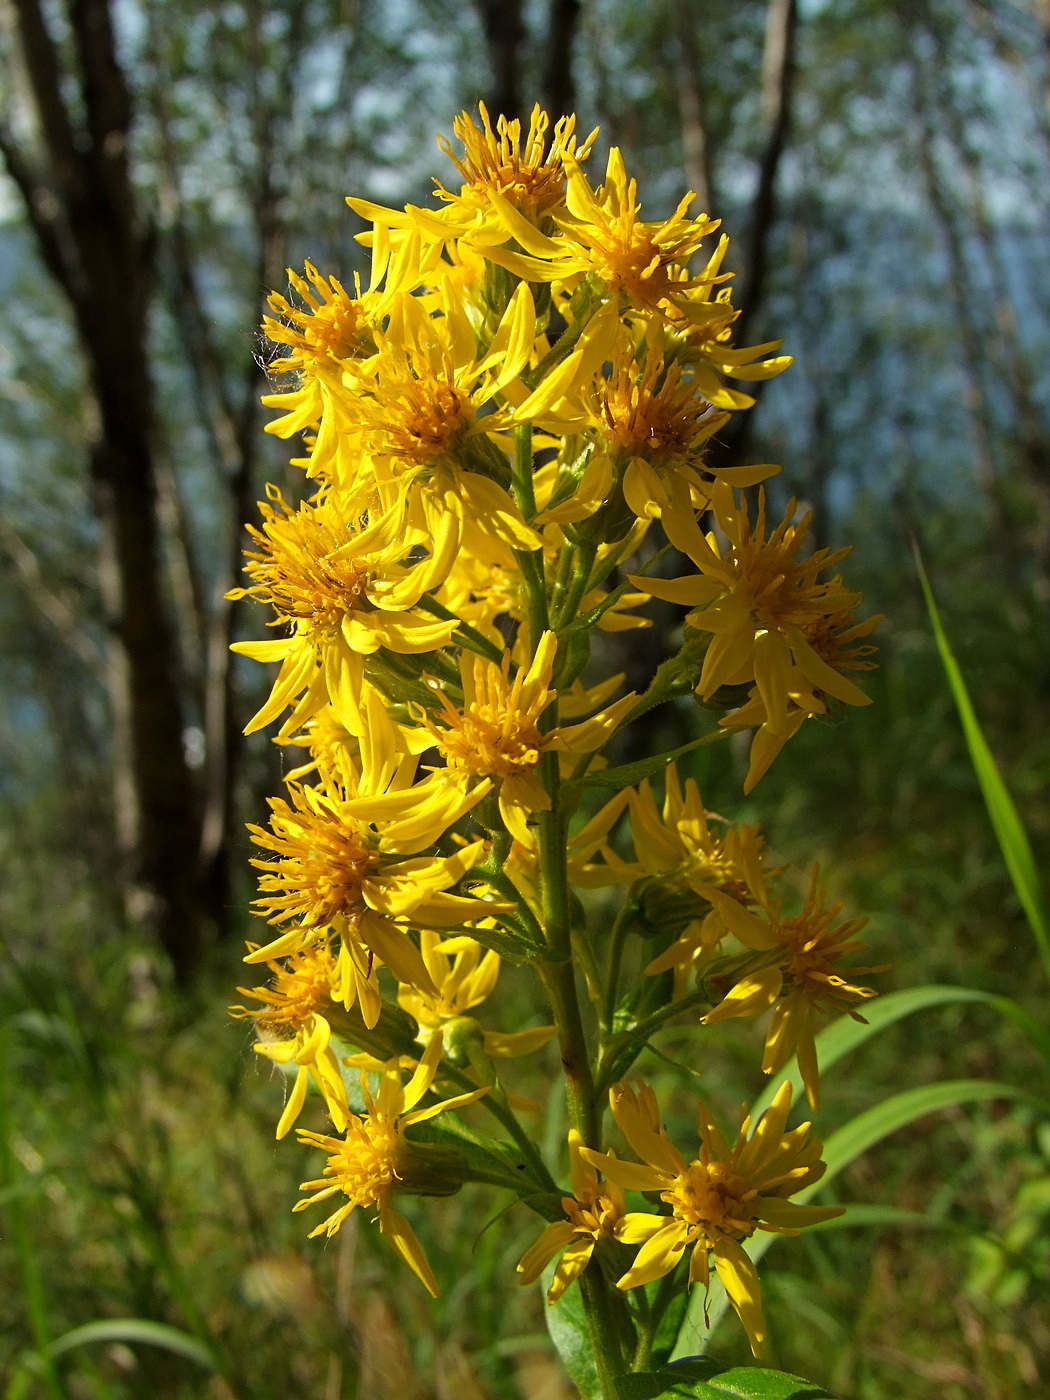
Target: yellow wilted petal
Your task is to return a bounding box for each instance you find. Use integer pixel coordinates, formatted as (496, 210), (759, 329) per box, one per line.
(379, 1206), (440, 1297)
(713, 1236), (766, 1359)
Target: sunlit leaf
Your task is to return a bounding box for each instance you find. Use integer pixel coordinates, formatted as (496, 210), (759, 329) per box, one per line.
(616, 1357), (834, 1399)
(915, 543), (1050, 984)
(752, 985), (1050, 1119)
(47, 1318), (215, 1369)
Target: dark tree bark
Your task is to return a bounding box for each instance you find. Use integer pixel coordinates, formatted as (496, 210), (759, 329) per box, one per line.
(543, 0), (582, 118)
(671, 0), (713, 213)
(1, 0), (203, 979)
(473, 0), (526, 122)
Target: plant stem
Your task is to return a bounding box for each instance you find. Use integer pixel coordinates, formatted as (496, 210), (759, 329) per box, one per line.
(600, 897), (639, 1036)
(513, 434), (627, 1397)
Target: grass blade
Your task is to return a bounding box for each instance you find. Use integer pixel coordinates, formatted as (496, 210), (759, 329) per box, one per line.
(752, 984), (1050, 1119)
(914, 543), (1050, 984)
(47, 1319), (215, 1369)
(814, 1078), (1027, 1189)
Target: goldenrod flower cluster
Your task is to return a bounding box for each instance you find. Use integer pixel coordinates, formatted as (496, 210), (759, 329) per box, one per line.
(232, 106), (882, 1370)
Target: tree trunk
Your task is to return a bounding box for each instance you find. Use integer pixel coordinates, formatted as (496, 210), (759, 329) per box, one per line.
(2, 0), (203, 979)
(474, 0), (526, 122)
(543, 0), (582, 118)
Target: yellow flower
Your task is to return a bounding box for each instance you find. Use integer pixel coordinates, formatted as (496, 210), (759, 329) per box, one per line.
(435, 104), (597, 220)
(717, 607), (883, 793)
(413, 631), (636, 844)
(347, 104), (598, 276)
(230, 491), (459, 738)
(480, 147), (722, 320)
(263, 262), (375, 377)
(295, 1035), (487, 1295)
(517, 1129), (626, 1303)
(628, 767), (771, 995)
(261, 264), (390, 478)
(581, 1080), (842, 1358)
(631, 483), (877, 776)
(245, 756), (508, 1027)
(231, 941), (349, 1138)
(701, 868), (883, 1109)
(399, 930), (554, 1059)
(505, 788), (637, 914)
(326, 283), (544, 546)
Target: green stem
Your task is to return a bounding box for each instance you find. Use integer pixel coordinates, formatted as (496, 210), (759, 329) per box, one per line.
(439, 1063), (558, 1193)
(553, 539), (597, 631)
(596, 989), (711, 1096)
(600, 898), (640, 1036)
(417, 594), (504, 664)
(632, 1267), (685, 1370)
(515, 444), (625, 1399)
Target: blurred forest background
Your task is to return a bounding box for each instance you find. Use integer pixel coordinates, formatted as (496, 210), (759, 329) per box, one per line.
(1, 0), (1049, 1396)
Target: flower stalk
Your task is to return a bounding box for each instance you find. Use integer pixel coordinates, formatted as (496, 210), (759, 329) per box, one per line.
(230, 101), (884, 1386)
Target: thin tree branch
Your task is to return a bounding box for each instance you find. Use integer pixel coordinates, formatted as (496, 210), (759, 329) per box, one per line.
(0, 517), (104, 669)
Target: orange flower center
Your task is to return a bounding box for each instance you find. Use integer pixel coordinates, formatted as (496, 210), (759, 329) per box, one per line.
(327, 1118), (401, 1209)
(252, 803), (380, 930)
(565, 1191), (621, 1239)
(664, 1159), (757, 1244)
(437, 704), (545, 778)
(246, 947), (338, 1033)
(373, 372), (472, 465)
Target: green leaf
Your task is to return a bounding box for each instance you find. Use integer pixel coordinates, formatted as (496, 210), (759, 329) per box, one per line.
(752, 984), (1050, 1120)
(46, 1318), (216, 1369)
(915, 544), (1050, 984)
(804, 1203), (956, 1233)
(616, 1358), (833, 1399)
(543, 1264), (601, 1400)
(673, 1078), (1024, 1358)
(570, 728), (732, 792)
(816, 1078), (1028, 1188)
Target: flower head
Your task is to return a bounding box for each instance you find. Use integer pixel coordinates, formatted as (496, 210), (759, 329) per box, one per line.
(581, 1080), (842, 1358)
(629, 767), (772, 995)
(702, 868), (884, 1109)
(295, 1035), (487, 1294)
(630, 483), (878, 788)
(412, 631), (635, 843)
(245, 759), (507, 1026)
(517, 1129), (626, 1303)
(435, 103), (597, 221)
(231, 942), (350, 1139)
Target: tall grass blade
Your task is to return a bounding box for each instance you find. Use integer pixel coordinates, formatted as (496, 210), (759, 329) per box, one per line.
(0, 1029), (66, 1400)
(752, 984), (1050, 1120)
(914, 543), (1050, 985)
(47, 1318), (216, 1369)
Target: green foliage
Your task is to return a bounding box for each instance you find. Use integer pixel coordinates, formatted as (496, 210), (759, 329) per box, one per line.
(915, 545), (1050, 983)
(615, 1358), (835, 1400)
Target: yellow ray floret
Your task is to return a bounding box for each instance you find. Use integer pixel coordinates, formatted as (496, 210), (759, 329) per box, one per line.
(412, 631), (636, 844)
(701, 866), (884, 1110)
(581, 1080), (842, 1358)
(245, 758), (511, 1027)
(630, 482), (879, 789)
(232, 941), (349, 1138)
(517, 1129), (626, 1303)
(295, 1035), (487, 1294)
